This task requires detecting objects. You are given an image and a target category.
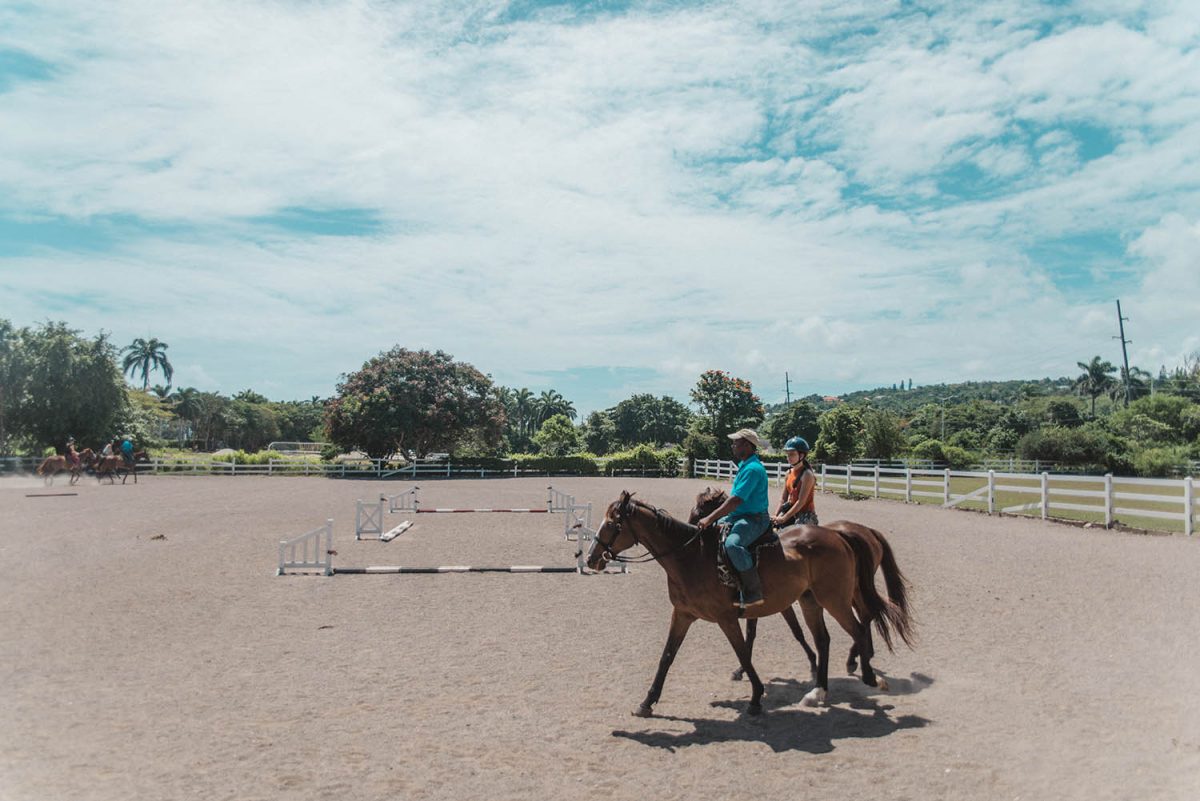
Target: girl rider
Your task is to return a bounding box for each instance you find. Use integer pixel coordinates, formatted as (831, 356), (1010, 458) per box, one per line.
(773, 436), (817, 527)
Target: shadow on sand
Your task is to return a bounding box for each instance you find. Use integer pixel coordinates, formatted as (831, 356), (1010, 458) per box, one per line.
(611, 673), (935, 754)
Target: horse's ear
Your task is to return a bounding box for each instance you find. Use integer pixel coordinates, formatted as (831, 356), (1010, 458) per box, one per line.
(619, 490), (637, 517)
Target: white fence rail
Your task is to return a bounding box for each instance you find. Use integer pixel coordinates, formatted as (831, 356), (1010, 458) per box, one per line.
(277, 519), (333, 575)
(691, 459), (1197, 536)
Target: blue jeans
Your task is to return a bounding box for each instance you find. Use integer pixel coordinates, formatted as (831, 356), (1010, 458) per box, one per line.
(721, 512), (771, 572)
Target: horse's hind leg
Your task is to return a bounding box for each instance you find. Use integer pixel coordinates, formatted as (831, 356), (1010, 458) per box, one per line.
(732, 618), (758, 681)
(636, 609), (695, 718)
(798, 596), (830, 706)
(716, 617), (765, 715)
(824, 599), (878, 689)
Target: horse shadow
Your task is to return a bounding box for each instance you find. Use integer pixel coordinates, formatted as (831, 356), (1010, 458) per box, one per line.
(611, 673), (934, 754)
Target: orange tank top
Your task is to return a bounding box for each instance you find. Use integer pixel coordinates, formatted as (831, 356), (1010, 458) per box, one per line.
(782, 464), (815, 514)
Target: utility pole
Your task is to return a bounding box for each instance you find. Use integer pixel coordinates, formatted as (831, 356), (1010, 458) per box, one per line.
(784, 372), (792, 406)
(1114, 299), (1132, 408)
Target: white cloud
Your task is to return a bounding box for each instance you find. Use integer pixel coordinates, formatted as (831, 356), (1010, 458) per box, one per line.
(1, 1), (1198, 411)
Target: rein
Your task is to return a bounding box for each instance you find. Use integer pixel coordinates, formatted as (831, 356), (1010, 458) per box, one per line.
(596, 502), (705, 564)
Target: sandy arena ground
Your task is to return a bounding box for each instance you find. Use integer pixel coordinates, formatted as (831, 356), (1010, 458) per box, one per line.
(2, 474), (1199, 801)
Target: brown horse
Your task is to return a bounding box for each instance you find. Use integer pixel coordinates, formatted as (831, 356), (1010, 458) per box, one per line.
(36, 449), (94, 486)
(92, 450), (147, 484)
(690, 487), (912, 680)
(587, 491), (912, 716)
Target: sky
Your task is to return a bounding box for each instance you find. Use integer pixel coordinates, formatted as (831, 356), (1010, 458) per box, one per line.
(1, 0), (1198, 416)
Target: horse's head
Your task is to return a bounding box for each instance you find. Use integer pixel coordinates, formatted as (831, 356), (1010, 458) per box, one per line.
(688, 486), (728, 525)
(79, 448), (95, 465)
(586, 490), (642, 572)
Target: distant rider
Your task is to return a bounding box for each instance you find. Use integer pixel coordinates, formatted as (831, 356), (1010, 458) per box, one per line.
(696, 428), (771, 608)
(121, 435), (135, 466)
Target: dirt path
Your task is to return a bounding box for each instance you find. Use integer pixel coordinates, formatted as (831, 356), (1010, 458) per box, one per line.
(1, 475), (1197, 800)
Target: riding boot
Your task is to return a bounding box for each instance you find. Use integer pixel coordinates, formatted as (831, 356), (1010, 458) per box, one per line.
(735, 566), (765, 608)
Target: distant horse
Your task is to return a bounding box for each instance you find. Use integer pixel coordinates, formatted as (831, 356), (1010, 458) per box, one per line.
(587, 491), (912, 716)
(92, 450), (148, 485)
(690, 487), (912, 680)
(36, 449), (94, 486)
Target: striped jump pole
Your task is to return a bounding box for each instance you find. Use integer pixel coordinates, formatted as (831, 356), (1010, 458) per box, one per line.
(416, 508), (550, 514)
(333, 565), (579, 574)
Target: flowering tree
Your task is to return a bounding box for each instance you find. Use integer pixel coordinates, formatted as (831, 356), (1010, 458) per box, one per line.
(325, 348), (504, 460)
(689, 370), (764, 458)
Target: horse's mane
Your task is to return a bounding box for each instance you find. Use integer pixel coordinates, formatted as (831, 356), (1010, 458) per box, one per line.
(619, 492), (700, 541)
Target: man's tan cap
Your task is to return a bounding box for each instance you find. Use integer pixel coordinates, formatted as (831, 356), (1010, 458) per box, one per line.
(726, 428), (768, 448)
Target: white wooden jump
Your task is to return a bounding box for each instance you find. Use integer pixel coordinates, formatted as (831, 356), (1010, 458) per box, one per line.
(277, 519), (333, 576)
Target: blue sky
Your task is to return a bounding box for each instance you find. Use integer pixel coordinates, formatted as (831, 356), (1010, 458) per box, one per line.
(2, 0), (1198, 415)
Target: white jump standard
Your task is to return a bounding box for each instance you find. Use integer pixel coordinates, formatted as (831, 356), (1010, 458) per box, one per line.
(354, 497), (413, 541)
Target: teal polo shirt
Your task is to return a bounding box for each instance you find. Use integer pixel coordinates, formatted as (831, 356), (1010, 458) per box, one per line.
(729, 453), (769, 517)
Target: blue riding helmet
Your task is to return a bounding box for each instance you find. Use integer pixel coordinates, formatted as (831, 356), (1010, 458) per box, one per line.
(784, 436), (810, 453)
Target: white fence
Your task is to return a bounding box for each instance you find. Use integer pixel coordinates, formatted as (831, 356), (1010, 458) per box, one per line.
(691, 459), (1198, 536)
(277, 519), (333, 575)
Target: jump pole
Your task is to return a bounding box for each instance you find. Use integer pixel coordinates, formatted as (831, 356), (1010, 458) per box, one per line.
(333, 565), (578, 574)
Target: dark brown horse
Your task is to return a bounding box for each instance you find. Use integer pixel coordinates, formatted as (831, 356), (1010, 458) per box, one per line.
(92, 450), (147, 484)
(690, 487), (912, 681)
(36, 449), (94, 486)
(586, 491), (912, 716)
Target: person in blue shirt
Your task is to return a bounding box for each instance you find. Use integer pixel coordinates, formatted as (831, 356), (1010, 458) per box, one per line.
(120, 434), (135, 467)
(696, 428), (771, 607)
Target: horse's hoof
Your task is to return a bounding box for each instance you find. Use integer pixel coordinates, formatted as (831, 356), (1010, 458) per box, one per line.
(730, 668), (745, 681)
(801, 687), (827, 707)
(632, 705), (653, 718)
(846, 660), (858, 674)
(862, 672), (878, 688)
(746, 702), (763, 716)
(876, 676), (889, 692)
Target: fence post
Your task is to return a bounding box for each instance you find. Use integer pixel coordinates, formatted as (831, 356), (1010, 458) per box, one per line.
(1041, 472), (1049, 519)
(987, 470), (995, 515)
(905, 468), (912, 503)
(268, 458), (273, 477)
(943, 468), (951, 505)
(873, 465), (880, 498)
(820, 464), (826, 491)
(1185, 476), (1194, 536)
(1104, 473), (1113, 528)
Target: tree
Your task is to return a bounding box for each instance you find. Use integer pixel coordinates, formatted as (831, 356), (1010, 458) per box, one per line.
(812, 405), (865, 464)
(532, 413), (579, 456)
(763, 401), (820, 449)
(5, 321), (127, 450)
(121, 337), (173, 392)
(1113, 365), (1152, 403)
(535, 390), (576, 424)
(0, 320), (15, 453)
(689, 370), (764, 458)
(325, 348), (504, 460)
(610, 394), (692, 447)
(1073, 356), (1117, 417)
(581, 411), (617, 455)
(861, 409), (905, 460)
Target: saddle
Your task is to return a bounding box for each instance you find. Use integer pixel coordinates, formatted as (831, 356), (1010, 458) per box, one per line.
(715, 522), (780, 589)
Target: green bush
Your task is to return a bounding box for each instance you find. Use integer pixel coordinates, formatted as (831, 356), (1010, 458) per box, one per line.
(511, 454), (600, 475)
(1132, 446), (1192, 478)
(211, 449), (285, 465)
(604, 444), (684, 476)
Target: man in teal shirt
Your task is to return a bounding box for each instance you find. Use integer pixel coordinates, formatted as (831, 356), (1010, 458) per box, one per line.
(697, 428), (771, 607)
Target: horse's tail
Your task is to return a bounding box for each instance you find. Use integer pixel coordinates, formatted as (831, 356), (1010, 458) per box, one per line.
(36, 458), (49, 476)
(842, 532), (914, 653)
(871, 527), (912, 624)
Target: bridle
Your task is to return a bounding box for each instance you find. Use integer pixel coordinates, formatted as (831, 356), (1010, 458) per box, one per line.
(593, 499), (705, 564)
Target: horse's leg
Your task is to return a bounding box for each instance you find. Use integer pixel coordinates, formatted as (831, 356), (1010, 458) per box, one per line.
(798, 596), (830, 706)
(824, 599), (878, 689)
(716, 617), (765, 715)
(847, 598), (876, 676)
(780, 604), (819, 682)
(635, 608), (695, 718)
(731, 618), (758, 681)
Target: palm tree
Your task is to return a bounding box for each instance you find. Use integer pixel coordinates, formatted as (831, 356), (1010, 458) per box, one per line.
(1074, 356), (1117, 417)
(535, 390), (576, 425)
(1112, 366), (1152, 405)
(122, 338), (173, 391)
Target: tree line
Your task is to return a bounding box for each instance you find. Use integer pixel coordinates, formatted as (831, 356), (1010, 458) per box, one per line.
(4, 318), (1198, 477)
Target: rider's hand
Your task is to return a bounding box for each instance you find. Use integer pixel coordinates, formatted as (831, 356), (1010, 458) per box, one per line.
(697, 515), (713, 530)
